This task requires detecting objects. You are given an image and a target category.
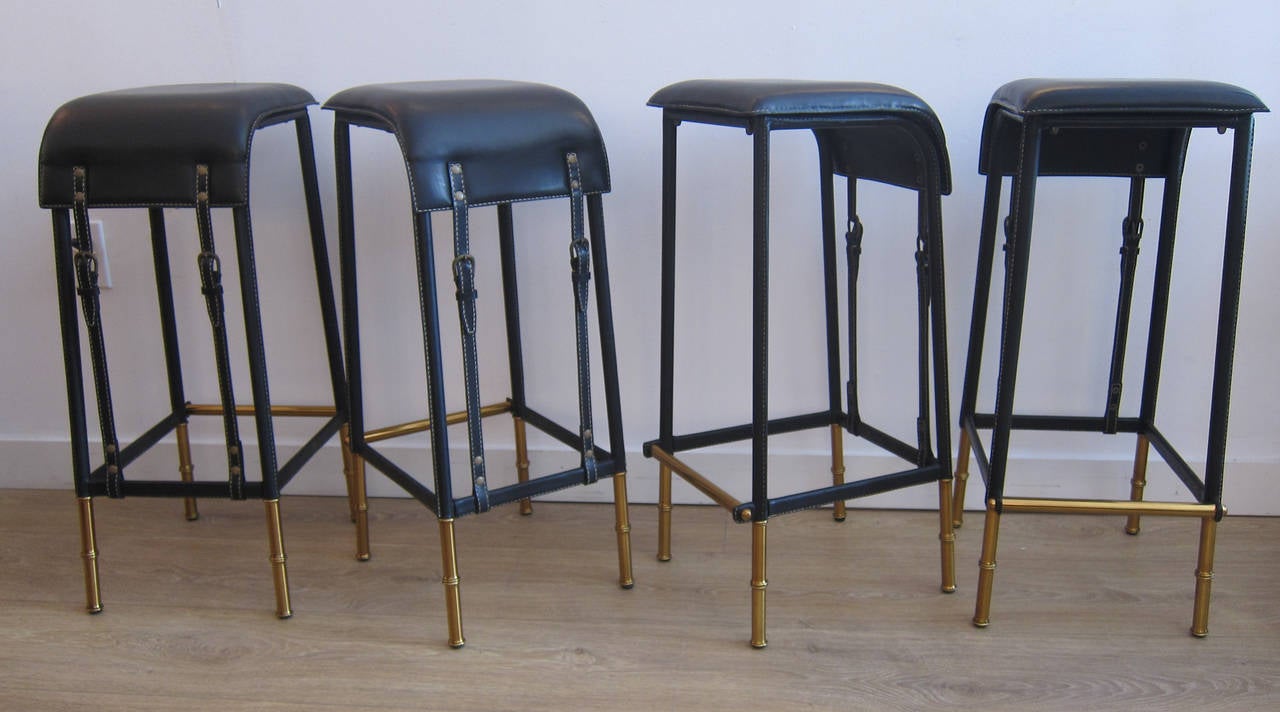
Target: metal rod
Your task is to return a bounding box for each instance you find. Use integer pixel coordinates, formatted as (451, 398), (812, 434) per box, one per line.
(973, 502), (1000, 627)
(750, 520), (768, 649)
(1000, 497), (1215, 517)
(938, 479), (956, 593)
(658, 114), (679, 450)
(952, 428), (970, 528)
(512, 416), (533, 515)
(232, 206), (278, 501)
(186, 403), (337, 417)
(649, 445), (742, 515)
(1125, 435), (1151, 534)
(657, 462), (672, 561)
(264, 499), (291, 619)
(830, 424), (846, 522)
(750, 120), (771, 520)
(438, 518), (465, 648)
(77, 497), (102, 613)
(612, 472), (635, 589)
(363, 402), (511, 444)
(1190, 516), (1218, 637)
(176, 422), (199, 521)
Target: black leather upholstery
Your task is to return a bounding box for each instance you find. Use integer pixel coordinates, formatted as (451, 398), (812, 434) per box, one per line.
(648, 79), (951, 193)
(981, 78), (1268, 178)
(991, 78), (1267, 116)
(39, 83), (315, 208)
(324, 80), (610, 212)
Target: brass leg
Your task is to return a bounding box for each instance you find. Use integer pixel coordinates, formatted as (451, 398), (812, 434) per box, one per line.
(513, 416), (533, 516)
(353, 454), (370, 561)
(438, 518), (465, 648)
(76, 497), (103, 613)
(938, 479), (957, 593)
(1125, 435), (1150, 535)
(176, 423), (199, 521)
(830, 424), (847, 522)
(339, 424), (357, 523)
(612, 472), (635, 589)
(657, 462), (672, 562)
(952, 429), (971, 529)
(972, 501), (1001, 628)
(1190, 516), (1218, 638)
(750, 520), (768, 649)
(264, 499), (292, 619)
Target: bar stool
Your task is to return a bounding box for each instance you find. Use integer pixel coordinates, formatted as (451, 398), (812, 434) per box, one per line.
(39, 83), (352, 618)
(951, 79), (1267, 636)
(643, 80), (955, 648)
(324, 80), (634, 648)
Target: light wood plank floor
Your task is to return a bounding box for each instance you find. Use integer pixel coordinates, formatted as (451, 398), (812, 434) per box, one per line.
(1, 489), (1277, 710)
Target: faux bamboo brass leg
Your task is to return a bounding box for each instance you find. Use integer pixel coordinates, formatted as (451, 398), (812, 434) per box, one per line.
(612, 472), (635, 589)
(1190, 516), (1218, 638)
(353, 454), (370, 561)
(952, 429), (971, 529)
(830, 424), (847, 522)
(750, 520), (768, 649)
(76, 497), (102, 613)
(657, 462), (672, 562)
(438, 518), (465, 648)
(939, 479), (956, 593)
(264, 499), (291, 619)
(175, 423), (199, 521)
(1125, 435), (1150, 535)
(513, 416), (533, 515)
(972, 501), (1001, 628)
(339, 424), (357, 523)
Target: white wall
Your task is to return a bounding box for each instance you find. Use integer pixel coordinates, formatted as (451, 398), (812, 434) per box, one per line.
(2, 1), (1276, 514)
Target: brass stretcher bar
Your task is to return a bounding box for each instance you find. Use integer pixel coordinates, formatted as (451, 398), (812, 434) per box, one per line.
(187, 403), (338, 417)
(648, 444), (745, 517)
(364, 401), (513, 444)
(999, 497), (1217, 517)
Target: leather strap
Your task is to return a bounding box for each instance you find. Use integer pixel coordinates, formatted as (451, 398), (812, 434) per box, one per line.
(1104, 178), (1146, 434)
(71, 167), (123, 498)
(448, 162), (490, 513)
(844, 182), (863, 434)
(566, 153), (598, 485)
(194, 165), (246, 499)
(914, 229), (933, 466)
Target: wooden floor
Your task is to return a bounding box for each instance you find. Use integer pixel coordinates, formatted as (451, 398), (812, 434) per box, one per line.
(1, 489), (1277, 710)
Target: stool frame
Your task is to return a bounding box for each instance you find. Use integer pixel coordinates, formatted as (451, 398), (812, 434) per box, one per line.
(332, 114), (634, 648)
(51, 109), (352, 618)
(644, 108), (954, 648)
(952, 105), (1258, 637)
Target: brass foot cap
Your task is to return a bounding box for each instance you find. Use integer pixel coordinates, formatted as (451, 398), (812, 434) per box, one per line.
(952, 521), (964, 530)
(186, 514), (200, 522)
(449, 640), (466, 649)
(657, 554), (671, 562)
(620, 581), (635, 590)
(1190, 629), (1208, 639)
(1125, 527), (1140, 536)
(277, 611), (293, 620)
(942, 585), (957, 594)
(750, 641), (767, 649)
(972, 619), (989, 628)
(520, 510), (533, 517)
(87, 606), (103, 614)
(357, 553), (371, 562)
(833, 516), (846, 523)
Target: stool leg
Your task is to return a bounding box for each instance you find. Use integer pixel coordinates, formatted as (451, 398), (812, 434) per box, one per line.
(613, 472), (635, 589)
(952, 429), (971, 529)
(263, 499), (291, 619)
(938, 479), (957, 593)
(339, 424), (358, 523)
(438, 518), (465, 648)
(1125, 435), (1150, 535)
(750, 519), (768, 649)
(352, 452), (370, 562)
(76, 496), (103, 613)
(972, 501), (1001, 627)
(830, 424), (847, 522)
(657, 462), (673, 562)
(512, 416), (533, 515)
(175, 423), (199, 521)
(1190, 516), (1217, 638)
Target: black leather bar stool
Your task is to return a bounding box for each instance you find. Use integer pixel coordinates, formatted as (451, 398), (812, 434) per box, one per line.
(643, 80), (955, 648)
(324, 80), (634, 648)
(952, 79), (1266, 636)
(39, 83), (352, 618)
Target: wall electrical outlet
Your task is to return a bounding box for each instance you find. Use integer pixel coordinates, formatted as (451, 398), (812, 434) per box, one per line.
(89, 220), (112, 288)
